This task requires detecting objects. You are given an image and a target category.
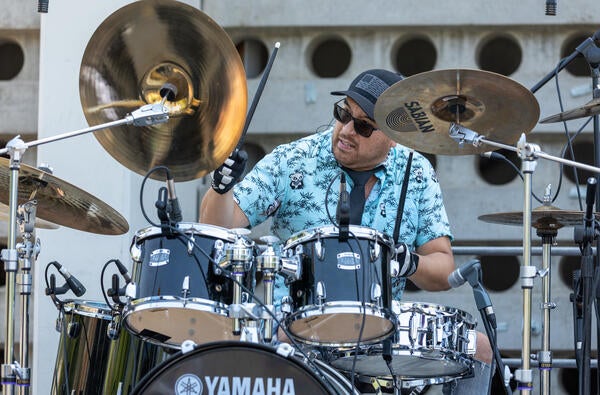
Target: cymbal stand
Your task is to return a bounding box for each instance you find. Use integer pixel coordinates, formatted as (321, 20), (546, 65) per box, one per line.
(449, 125), (600, 394)
(536, 223), (557, 395)
(0, 101), (169, 395)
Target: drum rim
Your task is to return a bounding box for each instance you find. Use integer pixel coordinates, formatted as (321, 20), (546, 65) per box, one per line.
(285, 302), (397, 347)
(393, 300), (476, 324)
(134, 222), (240, 242)
(284, 225), (394, 250)
(63, 300), (113, 320)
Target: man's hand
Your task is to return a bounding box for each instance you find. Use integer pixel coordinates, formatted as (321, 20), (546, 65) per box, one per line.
(211, 149), (248, 194)
(392, 242), (419, 277)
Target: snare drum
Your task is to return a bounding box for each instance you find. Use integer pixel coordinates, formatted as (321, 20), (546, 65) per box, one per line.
(282, 225), (396, 347)
(52, 300), (169, 395)
(132, 342), (359, 395)
(123, 223), (255, 348)
(330, 301), (477, 386)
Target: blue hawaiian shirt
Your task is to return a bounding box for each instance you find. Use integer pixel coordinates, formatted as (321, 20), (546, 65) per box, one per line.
(234, 129), (452, 300)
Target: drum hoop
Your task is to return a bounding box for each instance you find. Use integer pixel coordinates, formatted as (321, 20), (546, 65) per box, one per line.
(135, 222), (239, 243)
(123, 295), (228, 315)
(394, 301), (475, 324)
(284, 225), (393, 250)
(63, 300), (113, 320)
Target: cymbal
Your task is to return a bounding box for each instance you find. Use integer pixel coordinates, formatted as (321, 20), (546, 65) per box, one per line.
(539, 98), (600, 123)
(374, 69), (540, 155)
(0, 158), (129, 235)
(0, 203), (59, 230)
(478, 205), (598, 230)
(79, 0), (247, 181)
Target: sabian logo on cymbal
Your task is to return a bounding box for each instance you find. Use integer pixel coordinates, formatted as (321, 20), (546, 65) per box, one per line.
(404, 101), (435, 133)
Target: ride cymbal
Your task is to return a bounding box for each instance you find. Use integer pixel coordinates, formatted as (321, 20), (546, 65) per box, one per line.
(374, 69), (540, 155)
(0, 158), (129, 235)
(539, 98), (600, 123)
(80, 0), (247, 181)
(478, 205), (598, 231)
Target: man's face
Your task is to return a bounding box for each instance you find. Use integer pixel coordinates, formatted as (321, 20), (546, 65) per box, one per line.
(331, 97), (395, 171)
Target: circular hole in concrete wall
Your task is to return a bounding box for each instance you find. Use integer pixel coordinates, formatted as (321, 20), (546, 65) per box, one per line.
(309, 37), (351, 78)
(477, 148), (520, 185)
(480, 255), (520, 291)
(560, 367), (597, 393)
(392, 36), (437, 77)
(559, 255), (581, 288)
(477, 35), (522, 76)
(236, 38), (269, 79)
(563, 140), (595, 185)
(0, 40), (25, 80)
(562, 33), (595, 77)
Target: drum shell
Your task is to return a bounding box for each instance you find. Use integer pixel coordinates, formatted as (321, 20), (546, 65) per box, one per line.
(132, 342), (359, 395)
(51, 301), (169, 395)
(283, 225), (396, 346)
(130, 223), (254, 305)
(329, 301), (476, 386)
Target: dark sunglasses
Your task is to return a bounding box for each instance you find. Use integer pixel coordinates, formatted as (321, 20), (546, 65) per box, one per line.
(333, 100), (378, 138)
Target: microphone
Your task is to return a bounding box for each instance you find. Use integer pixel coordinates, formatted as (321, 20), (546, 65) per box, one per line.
(55, 262), (86, 297)
(114, 259), (132, 284)
(337, 172), (350, 240)
(585, 177), (597, 229)
(37, 0), (49, 13)
(166, 170), (183, 223)
(448, 259), (481, 288)
(480, 151), (504, 160)
(545, 0), (557, 15)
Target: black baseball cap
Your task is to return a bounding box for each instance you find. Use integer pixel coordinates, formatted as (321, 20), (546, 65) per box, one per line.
(331, 69), (404, 120)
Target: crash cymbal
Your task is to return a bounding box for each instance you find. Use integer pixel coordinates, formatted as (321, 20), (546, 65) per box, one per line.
(478, 205), (598, 230)
(80, 0), (247, 181)
(374, 69), (540, 155)
(0, 203), (59, 230)
(0, 158), (129, 235)
(539, 98), (600, 123)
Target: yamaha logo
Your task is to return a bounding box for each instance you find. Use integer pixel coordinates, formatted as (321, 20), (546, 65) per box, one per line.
(175, 374), (296, 395)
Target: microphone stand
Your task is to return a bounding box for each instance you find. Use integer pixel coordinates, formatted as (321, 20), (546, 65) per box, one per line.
(449, 126), (600, 394)
(0, 102), (168, 395)
(462, 261), (512, 395)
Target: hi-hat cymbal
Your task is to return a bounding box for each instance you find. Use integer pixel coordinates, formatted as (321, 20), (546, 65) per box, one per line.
(0, 158), (129, 235)
(80, 0), (247, 181)
(374, 69), (540, 155)
(478, 205), (597, 230)
(0, 203), (59, 230)
(539, 98), (600, 123)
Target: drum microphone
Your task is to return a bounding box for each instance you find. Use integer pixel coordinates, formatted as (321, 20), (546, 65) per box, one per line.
(166, 169), (183, 224)
(53, 262), (86, 297)
(114, 259), (132, 284)
(447, 259), (481, 289)
(584, 177), (597, 230)
(337, 172), (350, 240)
(545, 0), (557, 15)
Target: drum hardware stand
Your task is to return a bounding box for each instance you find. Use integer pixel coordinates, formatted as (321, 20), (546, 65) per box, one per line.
(0, 100), (169, 395)
(256, 236), (282, 342)
(449, 125), (600, 394)
(221, 230), (254, 336)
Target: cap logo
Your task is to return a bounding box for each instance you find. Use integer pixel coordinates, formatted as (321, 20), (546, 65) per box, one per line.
(354, 74), (390, 101)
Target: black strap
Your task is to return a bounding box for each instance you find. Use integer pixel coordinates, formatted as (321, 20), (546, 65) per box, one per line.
(393, 151), (413, 244)
(342, 165), (383, 225)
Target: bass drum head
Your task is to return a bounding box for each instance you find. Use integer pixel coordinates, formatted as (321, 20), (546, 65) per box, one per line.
(132, 342), (356, 395)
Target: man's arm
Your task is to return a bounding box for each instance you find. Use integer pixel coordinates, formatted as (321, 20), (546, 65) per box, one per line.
(199, 188), (250, 229)
(408, 236), (454, 291)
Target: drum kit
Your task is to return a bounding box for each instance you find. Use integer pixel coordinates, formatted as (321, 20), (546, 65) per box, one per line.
(1, 1), (600, 394)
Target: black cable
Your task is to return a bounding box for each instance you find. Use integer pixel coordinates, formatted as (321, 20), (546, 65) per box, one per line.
(139, 165), (171, 227)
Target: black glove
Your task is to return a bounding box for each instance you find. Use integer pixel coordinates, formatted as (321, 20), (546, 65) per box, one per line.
(211, 149), (248, 194)
(392, 243), (419, 277)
